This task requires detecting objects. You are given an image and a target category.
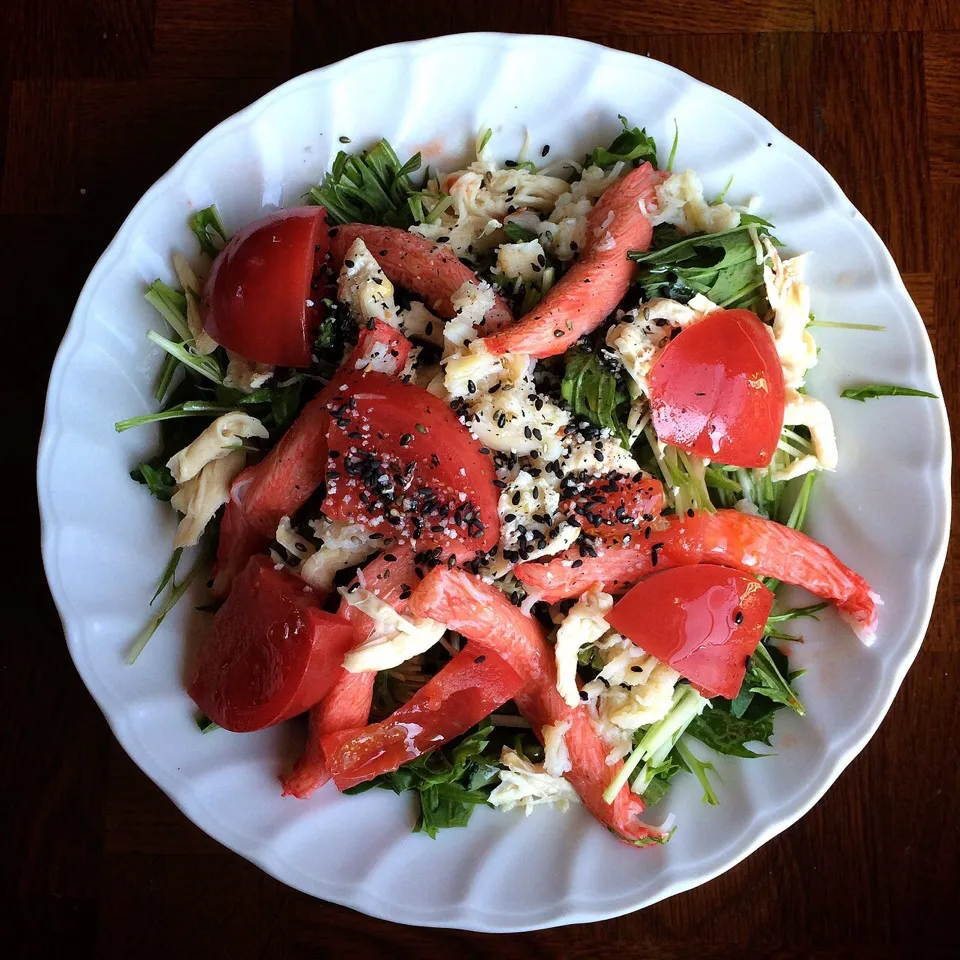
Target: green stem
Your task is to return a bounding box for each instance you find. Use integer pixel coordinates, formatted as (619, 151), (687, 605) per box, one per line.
(127, 549), (208, 664)
(115, 401), (236, 433)
(146, 330), (223, 384)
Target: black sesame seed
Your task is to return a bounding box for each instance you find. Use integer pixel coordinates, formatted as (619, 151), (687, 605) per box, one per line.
(579, 690), (589, 701)
(735, 610), (744, 625)
(474, 654), (487, 664)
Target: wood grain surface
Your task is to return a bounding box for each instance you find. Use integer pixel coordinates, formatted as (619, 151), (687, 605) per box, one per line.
(5, 1), (957, 956)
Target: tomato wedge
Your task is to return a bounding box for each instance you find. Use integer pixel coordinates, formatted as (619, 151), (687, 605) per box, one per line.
(189, 556), (355, 732)
(322, 645), (523, 791)
(203, 206), (327, 366)
(281, 549), (417, 799)
(212, 324), (413, 596)
(605, 564), (774, 699)
(322, 373), (500, 555)
(648, 309), (785, 468)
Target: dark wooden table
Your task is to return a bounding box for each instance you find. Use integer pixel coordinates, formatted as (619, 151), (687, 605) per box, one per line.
(7, 2), (958, 956)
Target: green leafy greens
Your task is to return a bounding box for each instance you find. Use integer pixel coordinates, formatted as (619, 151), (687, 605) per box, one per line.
(590, 115), (658, 170)
(686, 702), (776, 758)
(630, 217), (778, 314)
(560, 348), (633, 446)
(309, 138), (423, 227)
(131, 462), (176, 502)
(188, 204), (228, 259)
(343, 723), (501, 837)
(840, 384), (938, 402)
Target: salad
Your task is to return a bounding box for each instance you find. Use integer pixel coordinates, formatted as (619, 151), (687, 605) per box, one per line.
(118, 118), (889, 845)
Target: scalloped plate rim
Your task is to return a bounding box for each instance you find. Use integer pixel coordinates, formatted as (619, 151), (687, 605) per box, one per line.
(37, 33), (951, 931)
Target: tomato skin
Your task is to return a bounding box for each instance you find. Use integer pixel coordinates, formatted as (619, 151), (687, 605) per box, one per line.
(322, 373), (500, 555)
(322, 645), (523, 791)
(189, 556), (356, 732)
(212, 326), (414, 596)
(203, 206), (327, 367)
(605, 563), (774, 699)
(281, 549), (417, 799)
(648, 309), (785, 468)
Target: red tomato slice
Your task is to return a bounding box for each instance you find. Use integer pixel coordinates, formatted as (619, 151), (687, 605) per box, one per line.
(322, 373), (500, 556)
(203, 206), (327, 367)
(605, 563), (774, 700)
(562, 474), (664, 541)
(648, 309), (785, 468)
(189, 556), (355, 732)
(281, 549), (417, 799)
(212, 325), (413, 596)
(322, 645), (523, 791)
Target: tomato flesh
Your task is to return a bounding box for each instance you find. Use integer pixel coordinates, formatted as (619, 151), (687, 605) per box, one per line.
(605, 563), (774, 699)
(203, 206), (327, 367)
(648, 309), (785, 468)
(322, 373), (500, 556)
(189, 556), (355, 731)
(212, 325), (413, 596)
(322, 644), (523, 790)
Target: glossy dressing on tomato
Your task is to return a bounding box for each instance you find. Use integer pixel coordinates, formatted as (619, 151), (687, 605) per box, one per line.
(649, 309), (785, 468)
(606, 564), (774, 699)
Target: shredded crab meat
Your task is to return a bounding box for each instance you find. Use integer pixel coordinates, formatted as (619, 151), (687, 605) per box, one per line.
(338, 238), (398, 327)
(166, 412), (268, 484)
(488, 747), (580, 815)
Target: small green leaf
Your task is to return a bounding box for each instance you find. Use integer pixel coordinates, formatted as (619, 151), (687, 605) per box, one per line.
(686, 704), (775, 758)
(131, 462), (176, 502)
(745, 642), (805, 716)
(675, 738), (721, 804)
(310, 138), (423, 227)
(151, 547), (183, 605)
(560, 349), (632, 446)
(503, 221), (539, 243)
(766, 601), (828, 624)
(590, 115), (658, 169)
(194, 712), (220, 734)
(127, 547), (209, 664)
(840, 384), (938, 402)
(188, 204), (228, 259)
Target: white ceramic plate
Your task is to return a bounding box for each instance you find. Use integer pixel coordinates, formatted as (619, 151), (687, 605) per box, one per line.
(38, 34), (950, 931)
